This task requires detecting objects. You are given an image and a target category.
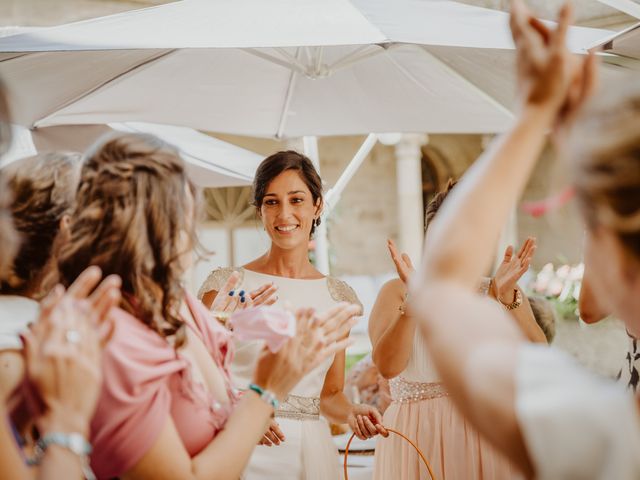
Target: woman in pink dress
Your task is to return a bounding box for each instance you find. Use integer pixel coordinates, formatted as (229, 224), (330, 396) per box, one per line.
(371, 183), (545, 479)
(56, 133), (359, 480)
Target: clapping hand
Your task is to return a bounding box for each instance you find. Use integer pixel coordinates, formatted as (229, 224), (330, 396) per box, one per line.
(23, 266), (121, 435)
(252, 304), (359, 401)
(492, 237), (536, 304)
(387, 239), (414, 286)
(211, 271), (278, 322)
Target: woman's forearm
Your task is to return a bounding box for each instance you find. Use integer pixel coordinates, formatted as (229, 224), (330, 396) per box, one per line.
(489, 287), (547, 344)
(0, 405), (31, 480)
(509, 293), (547, 344)
(191, 392), (272, 480)
(319, 390), (353, 424)
(372, 314), (416, 379)
(419, 106), (555, 289)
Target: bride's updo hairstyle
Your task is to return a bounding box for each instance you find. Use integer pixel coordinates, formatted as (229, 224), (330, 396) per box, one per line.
(252, 150), (323, 236)
(570, 88), (640, 261)
(57, 133), (196, 347)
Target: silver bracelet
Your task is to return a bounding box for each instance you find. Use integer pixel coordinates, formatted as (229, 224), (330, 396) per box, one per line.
(31, 432), (95, 480)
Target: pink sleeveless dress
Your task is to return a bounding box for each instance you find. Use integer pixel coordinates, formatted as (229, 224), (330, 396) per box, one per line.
(89, 292), (238, 479)
(373, 329), (521, 480)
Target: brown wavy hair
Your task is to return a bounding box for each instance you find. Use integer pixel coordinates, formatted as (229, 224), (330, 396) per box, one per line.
(0, 78), (19, 281)
(570, 87), (640, 261)
(1, 152), (81, 297)
(424, 179), (457, 232)
(57, 133), (196, 347)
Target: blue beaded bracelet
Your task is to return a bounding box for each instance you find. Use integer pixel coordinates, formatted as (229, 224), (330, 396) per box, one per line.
(248, 383), (280, 410)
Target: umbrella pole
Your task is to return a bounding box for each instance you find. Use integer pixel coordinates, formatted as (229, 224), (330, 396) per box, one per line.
(305, 133), (378, 275)
(303, 136), (331, 275)
(324, 133), (377, 209)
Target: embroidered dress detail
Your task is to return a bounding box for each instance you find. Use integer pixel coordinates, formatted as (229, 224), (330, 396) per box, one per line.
(197, 267), (242, 300)
(275, 394), (321, 421)
(389, 377), (448, 403)
(326, 277), (363, 314)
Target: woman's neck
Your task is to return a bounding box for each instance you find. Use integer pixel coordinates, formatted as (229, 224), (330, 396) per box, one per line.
(249, 244), (322, 279)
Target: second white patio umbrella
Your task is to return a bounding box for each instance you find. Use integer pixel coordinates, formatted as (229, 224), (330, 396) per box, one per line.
(4, 122), (262, 188)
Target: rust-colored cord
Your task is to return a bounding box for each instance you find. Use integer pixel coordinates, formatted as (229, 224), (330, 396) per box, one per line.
(343, 427), (437, 480)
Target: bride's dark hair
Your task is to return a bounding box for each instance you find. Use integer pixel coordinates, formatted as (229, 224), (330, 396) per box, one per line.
(252, 150), (323, 236)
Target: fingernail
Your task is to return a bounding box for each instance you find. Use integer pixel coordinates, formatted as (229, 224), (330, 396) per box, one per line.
(239, 290), (245, 297)
(241, 297), (246, 303)
(229, 290), (235, 296)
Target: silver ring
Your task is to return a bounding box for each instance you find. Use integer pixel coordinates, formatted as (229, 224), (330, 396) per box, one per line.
(65, 329), (81, 344)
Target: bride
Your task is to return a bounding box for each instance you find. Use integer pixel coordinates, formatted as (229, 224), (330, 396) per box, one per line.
(199, 150), (386, 479)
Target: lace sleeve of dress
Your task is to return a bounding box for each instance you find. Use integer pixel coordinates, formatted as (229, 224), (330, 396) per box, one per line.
(477, 276), (492, 296)
(197, 267), (243, 300)
(327, 277), (364, 316)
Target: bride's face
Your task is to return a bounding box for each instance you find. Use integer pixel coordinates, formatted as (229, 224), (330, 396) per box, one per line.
(259, 169), (320, 251)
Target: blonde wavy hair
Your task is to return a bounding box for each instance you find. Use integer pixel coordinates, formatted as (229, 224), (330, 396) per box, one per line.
(57, 133), (197, 347)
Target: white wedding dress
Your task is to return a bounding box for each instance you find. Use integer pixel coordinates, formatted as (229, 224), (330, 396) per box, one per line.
(199, 267), (361, 480)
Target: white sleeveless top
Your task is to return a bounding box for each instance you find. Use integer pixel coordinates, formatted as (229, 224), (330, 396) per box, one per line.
(198, 267), (362, 395)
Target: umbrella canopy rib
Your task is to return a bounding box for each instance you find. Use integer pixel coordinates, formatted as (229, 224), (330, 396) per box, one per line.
(34, 49), (176, 128)
(276, 48), (301, 139)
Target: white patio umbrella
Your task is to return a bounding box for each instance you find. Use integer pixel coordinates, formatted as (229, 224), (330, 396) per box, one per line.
(594, 21), (640, 60)
(3, 122), (262, 188)
(0, 0), (609, 137)
(0, 0), (611, 272)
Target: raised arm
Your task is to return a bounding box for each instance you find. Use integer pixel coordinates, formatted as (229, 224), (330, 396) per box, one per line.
(369, 240), (416, 379)
(410, 1), (596, 475)
(491, 238), (547, 343)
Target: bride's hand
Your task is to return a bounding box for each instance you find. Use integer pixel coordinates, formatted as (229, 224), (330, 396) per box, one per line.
(258, 419), (286, 447)
(347, 404), (388, 440)
(252, 304), (359, 401)
(211, 272), (278, 317)
(387, 239), (414, 285)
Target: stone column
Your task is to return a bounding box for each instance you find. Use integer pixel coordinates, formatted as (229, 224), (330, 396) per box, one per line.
(395, 134), (428, 264)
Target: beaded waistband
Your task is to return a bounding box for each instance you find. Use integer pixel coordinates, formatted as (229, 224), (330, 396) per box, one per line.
(390, 377), (449, 403)
(275, 394), (321, 421)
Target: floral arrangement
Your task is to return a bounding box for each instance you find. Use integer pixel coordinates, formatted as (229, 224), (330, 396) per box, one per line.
(528, 262), (584, 320)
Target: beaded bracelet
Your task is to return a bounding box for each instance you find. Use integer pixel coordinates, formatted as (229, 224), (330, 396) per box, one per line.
(248, 383), (280, 410)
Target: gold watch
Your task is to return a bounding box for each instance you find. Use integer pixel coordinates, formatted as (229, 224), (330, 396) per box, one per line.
(499, 288), (522, 310)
